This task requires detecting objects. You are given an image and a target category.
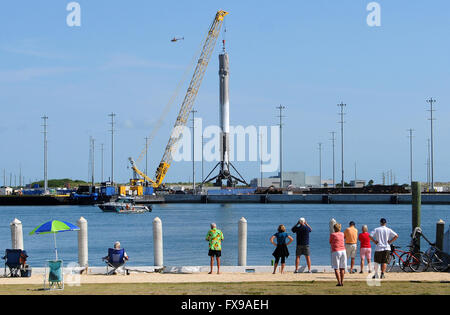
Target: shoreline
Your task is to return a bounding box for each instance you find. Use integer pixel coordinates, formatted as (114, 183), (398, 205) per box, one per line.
(1, 265), (449, 285)
(3, 193), (450, 206)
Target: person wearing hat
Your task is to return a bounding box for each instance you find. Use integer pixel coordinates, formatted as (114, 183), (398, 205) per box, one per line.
(291, 217), (312, 273)
(369, 218), (398, 279)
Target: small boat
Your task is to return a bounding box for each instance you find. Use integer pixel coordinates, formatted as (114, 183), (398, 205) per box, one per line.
(98, 196), (152, 213)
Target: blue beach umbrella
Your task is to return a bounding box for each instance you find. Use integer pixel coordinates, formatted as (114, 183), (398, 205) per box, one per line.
(29, 220), (80, 260)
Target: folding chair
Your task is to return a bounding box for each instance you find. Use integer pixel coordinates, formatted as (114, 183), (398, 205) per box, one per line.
(44, 260), (64, 290)
(103, 248), (127, 275)
(2, 249), (23, 277)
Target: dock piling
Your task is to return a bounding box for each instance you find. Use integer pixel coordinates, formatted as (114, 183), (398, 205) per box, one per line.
(329, 218), (337, 234)
(10, 218), (23, 250)
(436, 219), (445, 251)
(77, 217), (88, 272)
(153, 217), (163, 267)
(411, 181), (421, 252)
(238, 217), (247, 266)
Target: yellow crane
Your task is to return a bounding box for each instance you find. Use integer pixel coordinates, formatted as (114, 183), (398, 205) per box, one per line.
(128, 10), (229, 191)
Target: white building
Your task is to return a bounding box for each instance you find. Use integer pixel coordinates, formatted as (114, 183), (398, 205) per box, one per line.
(0, 187), (13, 195)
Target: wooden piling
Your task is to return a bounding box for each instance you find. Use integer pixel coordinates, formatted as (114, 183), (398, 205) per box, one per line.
(411, 182), (421, 251)
(436, 219), (445, 251)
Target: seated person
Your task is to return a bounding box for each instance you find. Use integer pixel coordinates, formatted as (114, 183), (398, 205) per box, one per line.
(103, 241), (129, 262)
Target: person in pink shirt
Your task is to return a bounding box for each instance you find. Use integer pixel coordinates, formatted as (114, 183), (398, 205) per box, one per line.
(358, 225), (372, 274)
(329, 223), (347, 286)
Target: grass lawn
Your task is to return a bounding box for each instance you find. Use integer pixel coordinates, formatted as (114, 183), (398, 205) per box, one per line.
(0, 281), (448, 295)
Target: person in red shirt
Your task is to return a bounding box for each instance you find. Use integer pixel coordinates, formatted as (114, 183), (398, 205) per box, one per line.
(358, 225), (372, 274)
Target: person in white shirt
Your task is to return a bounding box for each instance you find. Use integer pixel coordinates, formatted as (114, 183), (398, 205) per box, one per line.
(369, 218), (398, 279)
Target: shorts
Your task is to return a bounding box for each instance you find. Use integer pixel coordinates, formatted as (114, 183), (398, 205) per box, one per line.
(274, 256), (287, 264)
(331, 250), (347, 270)
(296, 245), (310, 256)
(208, 250), (222, 257)
(360, 247), (372, 260)
(345, 244), (357, 259)
(374, 250), (390, 264)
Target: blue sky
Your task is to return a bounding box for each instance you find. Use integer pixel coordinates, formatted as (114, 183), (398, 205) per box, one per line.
(0, 0), (449, 185)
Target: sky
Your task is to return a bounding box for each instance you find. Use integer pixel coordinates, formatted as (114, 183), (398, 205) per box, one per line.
(0, 0), (449, 186)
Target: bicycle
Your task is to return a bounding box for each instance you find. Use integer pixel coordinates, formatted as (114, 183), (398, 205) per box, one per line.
(387, 245), (427, 272)
(417, 230), (450, 272)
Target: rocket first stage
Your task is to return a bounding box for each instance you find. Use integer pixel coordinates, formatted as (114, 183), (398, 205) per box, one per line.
(202, 43), (248, 187)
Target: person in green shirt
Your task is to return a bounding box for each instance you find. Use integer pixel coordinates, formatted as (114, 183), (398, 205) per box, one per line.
(205, 223), (224, 274)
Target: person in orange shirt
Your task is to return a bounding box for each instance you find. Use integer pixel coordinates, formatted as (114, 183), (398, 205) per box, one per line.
(344, 221), (358, 274)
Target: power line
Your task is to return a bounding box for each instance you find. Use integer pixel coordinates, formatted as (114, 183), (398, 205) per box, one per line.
(109, 113), (116, 184)
(318, 142), (323, 188)
(41, 115), (48, 193)
(277, 105), (285, 188)
(407, 129), (414, 183)
(426, 97), (436, 191)
(330, 131), (336, 188)
(191, 109), (197, 193)
(337, 102), (346, 187)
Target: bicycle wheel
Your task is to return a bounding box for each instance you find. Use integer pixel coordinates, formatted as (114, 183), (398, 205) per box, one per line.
(429, 251), (448, 272)
(386, 253), (397, 272)
(409, 252), (428, 272)
(399, 252), (413, 272)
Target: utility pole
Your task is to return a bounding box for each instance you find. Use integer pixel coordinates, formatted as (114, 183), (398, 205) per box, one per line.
(191, 110), (197, 193)
(337, 102), (346, 187)
(91, 137), (95, 186)
(101, 143), (104, 183)
(330, 131), (336, 188)
(201, 133), (205, 189)
(427, 138), (431, 189)
(277, 105), (285, 189)
(41, 115), (48, 193)
(145, 137), (149, 180)
(354, 162), (357, 184)
(407, 129), (414, 183)
(260, 131), (263, 187)
(109, 113), (116, 185)
(426, 98), (436, 192)
(318, 142), (323, 188)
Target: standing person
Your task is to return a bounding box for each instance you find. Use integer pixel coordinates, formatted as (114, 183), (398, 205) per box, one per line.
(358, 225), (372, 274)
(270, 224), (294, 274)
(369, 218), (398, 279)
(330, 223), (347, 286)
(205, 223), (224, 274)
(344, 221), (358, 273)
(291, 217), (312, 273)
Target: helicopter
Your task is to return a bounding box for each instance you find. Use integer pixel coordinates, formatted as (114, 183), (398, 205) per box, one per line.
(171, 37), (184, 43)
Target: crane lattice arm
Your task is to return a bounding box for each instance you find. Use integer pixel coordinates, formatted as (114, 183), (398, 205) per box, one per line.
(130, 10), (228, 188)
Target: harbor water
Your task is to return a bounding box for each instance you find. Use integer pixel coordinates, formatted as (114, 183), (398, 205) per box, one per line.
(0, 204), (448, 267)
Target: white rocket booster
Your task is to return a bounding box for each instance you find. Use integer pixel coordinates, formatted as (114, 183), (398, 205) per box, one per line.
(219, 51), (230, 173)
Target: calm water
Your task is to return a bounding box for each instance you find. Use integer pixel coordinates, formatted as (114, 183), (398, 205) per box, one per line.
(0, 204), (448, 267)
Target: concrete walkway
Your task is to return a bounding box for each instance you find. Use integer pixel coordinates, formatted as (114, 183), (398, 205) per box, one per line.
(0, 266), (449, 285)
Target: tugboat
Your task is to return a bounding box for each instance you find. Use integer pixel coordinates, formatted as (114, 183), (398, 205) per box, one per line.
(98, 196), (151, 213)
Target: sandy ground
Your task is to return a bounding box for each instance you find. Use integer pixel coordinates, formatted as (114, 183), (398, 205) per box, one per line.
(0, 271), (449, 285)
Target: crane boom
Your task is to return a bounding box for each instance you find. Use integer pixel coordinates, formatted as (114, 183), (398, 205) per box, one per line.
(130, 10), (228, 188)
